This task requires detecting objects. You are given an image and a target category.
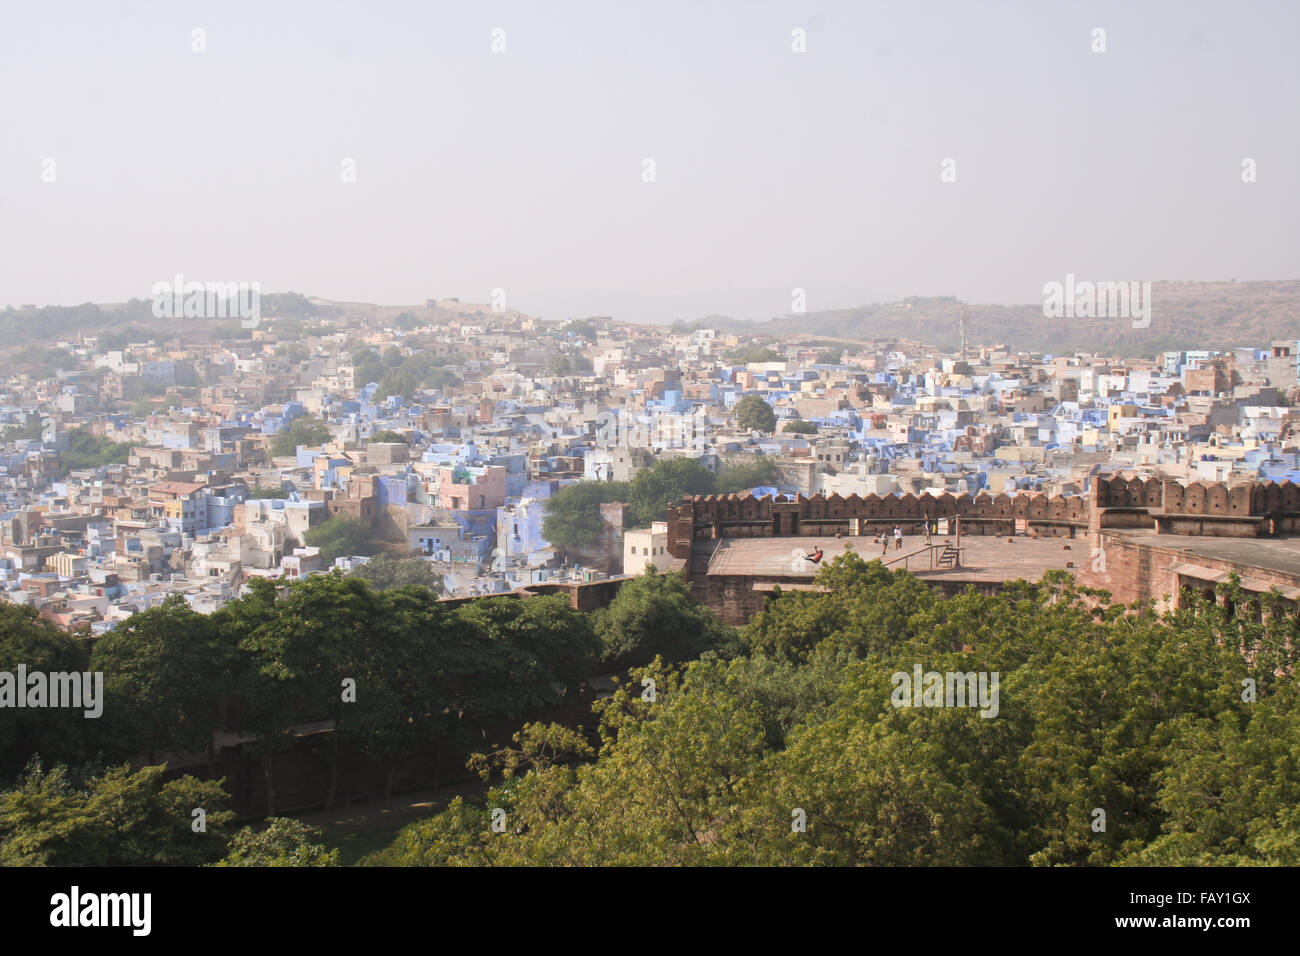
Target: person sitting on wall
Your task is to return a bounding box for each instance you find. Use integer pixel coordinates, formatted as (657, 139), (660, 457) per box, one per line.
(804, 547), (824, 564)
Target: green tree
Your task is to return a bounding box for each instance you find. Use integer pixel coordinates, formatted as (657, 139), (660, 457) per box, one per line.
(376, 353), (462, 402)
(89, 595), (234, 765)
(218, 817), (340, 866)
(304, 516), (378, 563)
(781, 419), (818, 435)
(733, 395), (777, 433)
(275, 342), (311, 362)
(2, 417), (43, 443)
(336, 559), (1300, 867)
(352, 349), (388, 388)
(245, 484), (290, 499)
(0, 605), (92, 783)
(1127, 683), (1300, 865)
(347, 589), (486, 796)
(596, 567), (735, 667)
(368, 429), (408, 444)
(457, 595), (600, 700)
(349, 553), (442, 594)
(561, 319), (598, 341)
(270, 415), (331, 457)
(714, 457), (780, 494)
(212, 579), (301, 815)
(628, 458), (716, 527)
(0, 763), (234, 866)
(228, 574), (379, 808)
(724, 344), (782, 364)
(541, 480), (631, 552)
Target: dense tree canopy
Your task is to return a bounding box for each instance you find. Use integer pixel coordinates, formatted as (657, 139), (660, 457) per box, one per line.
(781, 419), (818, 435)
(3, 543), (1297, 868)
(348, 553), (442, 594)
(60, 429), (132, 470)
(0, 572), (620, 829)
(627, 458), (715, 527)
(303, 517), (380, 564)
(90, 595), (234, 763)
(541, 480), (632, 552)
(366, 556), (1300, 866)
(0, 763), (234, 866)
(561, 319), (598, 341)
(714, 457), (780, 494)
(376, 352), (462, 402)
(733, 394), (777, 433)
(543, 457), (783, 553)
(595, 567), (738, 667)
(270, 416), (331, 457)
(724, 344), (783, 364)
(218, 817), (339, 866)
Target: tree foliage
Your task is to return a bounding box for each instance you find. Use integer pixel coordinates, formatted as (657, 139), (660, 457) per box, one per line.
(0, 763), (234, 866)
(303, 516), (379, 563)
(595, 567), (737, 667)
(627, 458), (715, 527)
(0, 606), (93, 783)
(348, 553), (442, 594)
(369, 557), (1300, 866)
(733, 394), (777, 433)
(781, 419), (818, 435)
(544, 457), (783, 551)
(218, 817), (339, 866)
(724, 344), (783, 364)
(714, 457), (781, 494)
(60, 429), (132, 471)
(270, 415), (331, 457)
(541, 480), (631, 552)
(89, 595), (234, 763)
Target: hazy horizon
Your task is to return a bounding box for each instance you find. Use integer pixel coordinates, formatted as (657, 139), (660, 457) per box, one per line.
(4, 0), (1298, 324)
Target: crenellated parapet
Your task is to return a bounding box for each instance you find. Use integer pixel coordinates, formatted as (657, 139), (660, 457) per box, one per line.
(666, 477), (1300, 557)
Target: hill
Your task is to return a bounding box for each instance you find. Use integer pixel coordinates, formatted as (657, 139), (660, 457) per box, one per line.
(708, 280), (1300, 356)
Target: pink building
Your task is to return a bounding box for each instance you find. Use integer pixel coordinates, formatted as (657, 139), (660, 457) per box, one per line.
(435, 464), (507, 510)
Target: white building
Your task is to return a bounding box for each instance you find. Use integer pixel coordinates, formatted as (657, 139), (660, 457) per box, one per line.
(622, 521), (673, 576)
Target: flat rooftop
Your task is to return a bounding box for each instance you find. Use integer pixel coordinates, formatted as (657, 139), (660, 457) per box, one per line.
(701, 533), (1079, 585)
(1113, 531), (1300, 580)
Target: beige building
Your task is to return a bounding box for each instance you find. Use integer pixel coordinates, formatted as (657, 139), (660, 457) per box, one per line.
(623, 521), (673, 576)
(45, 551), (88, 578)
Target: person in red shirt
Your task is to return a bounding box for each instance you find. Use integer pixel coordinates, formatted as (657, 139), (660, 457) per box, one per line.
(804, 547), (824, 564)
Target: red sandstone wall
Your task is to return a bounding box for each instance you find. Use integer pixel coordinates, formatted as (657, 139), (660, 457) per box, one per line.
(1079, 531), (1300, 608)
(669, 478), (1300, 561)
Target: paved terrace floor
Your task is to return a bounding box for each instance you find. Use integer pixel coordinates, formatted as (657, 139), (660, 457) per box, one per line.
(702, 534), (1080, 584)
(1114, 531), (1300, 579)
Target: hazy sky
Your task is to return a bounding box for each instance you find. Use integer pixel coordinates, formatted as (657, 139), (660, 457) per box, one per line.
(2, 0), (1297, 324)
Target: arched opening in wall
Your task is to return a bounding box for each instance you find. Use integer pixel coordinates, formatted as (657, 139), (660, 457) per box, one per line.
(1202, 587), (1216, 609)
(1178, 584), (1198, 611)
(1222, 597), (1235, 619)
